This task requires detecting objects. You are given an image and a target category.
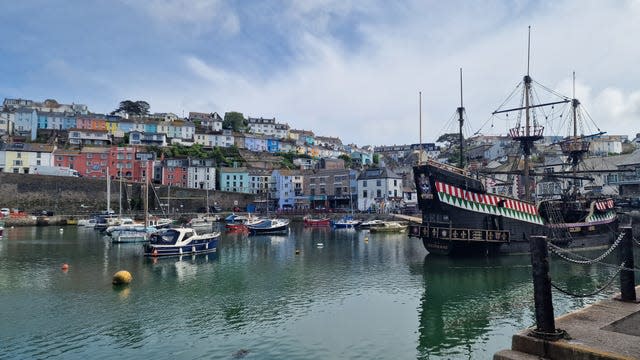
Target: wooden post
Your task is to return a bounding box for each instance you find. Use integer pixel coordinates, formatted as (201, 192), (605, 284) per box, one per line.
(530, 235), (557, 337)
(618, 226), (637, 302)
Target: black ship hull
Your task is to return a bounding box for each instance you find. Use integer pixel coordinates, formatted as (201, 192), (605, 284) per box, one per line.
(410, 160), (618, 256)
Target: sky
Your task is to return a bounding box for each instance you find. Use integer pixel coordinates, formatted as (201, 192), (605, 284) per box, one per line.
(1, 0), (639, 147)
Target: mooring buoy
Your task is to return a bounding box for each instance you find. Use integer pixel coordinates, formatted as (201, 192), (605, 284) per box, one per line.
(112, 270), (133, 285)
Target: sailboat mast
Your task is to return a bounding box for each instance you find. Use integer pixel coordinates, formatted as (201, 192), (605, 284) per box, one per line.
(106, 166), (111, 213)
(119, 173), (122, 218)
(144, 161), (149, 227)
(457, 68), (465, 168)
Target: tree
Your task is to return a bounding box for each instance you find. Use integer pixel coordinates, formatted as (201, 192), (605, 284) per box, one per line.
(338, 154), (353, 168)
(112, 100), (150, 116)
(223, 112), (247, 131)
(373, 154), (380, 165)
(436, 133), (462, 151)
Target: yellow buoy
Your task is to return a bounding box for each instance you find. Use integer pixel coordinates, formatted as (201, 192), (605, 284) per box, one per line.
(112, 270), (133, 285)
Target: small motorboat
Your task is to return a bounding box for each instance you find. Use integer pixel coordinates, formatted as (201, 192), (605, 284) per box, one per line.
(356, 219), (385, 230)
(368, 221), (408, 233)
(77, 218), (97, 227)
(246, 218), (290, 234)
(303, 215), (331, 226)
(108, 224), (158, 243)
(143, 228), (220, 257)
(332, 216), (360, 229)
(187, 214), (220, 232)
(0, 220), (4, 239)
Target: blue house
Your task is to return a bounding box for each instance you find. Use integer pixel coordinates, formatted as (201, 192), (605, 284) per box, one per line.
(266, 139), (280, 153)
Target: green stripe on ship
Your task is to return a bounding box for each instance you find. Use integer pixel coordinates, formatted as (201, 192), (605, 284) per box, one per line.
(437, 192), (544, 225)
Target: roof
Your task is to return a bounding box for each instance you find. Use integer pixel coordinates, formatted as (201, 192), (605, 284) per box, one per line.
(614, 150), (640, 166)
(356, 167), (401, 180)
(1, 143), (55, 152)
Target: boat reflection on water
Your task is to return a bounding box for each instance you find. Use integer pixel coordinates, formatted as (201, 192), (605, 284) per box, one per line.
(145, 253), (218, 282)
(413, 254), (533, 359)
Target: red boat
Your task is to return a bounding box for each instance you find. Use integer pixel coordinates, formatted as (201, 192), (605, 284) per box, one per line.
(303, 216), (331, 226)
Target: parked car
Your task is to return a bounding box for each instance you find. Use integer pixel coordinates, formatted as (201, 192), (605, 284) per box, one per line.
(0, 208), (9, 217)
(32, 210), (54, 216)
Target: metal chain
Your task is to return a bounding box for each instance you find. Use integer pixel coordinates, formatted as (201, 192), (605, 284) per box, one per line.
(547, 230), (626, 265)
(550, 263), (624, 298)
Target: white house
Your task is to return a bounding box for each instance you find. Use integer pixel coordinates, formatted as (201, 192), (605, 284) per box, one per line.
(356, 167), (403, 212)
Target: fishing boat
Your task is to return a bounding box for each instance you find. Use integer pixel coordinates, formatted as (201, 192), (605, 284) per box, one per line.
(408, 29), (618, 256)
(143, 228), (220, 257)
(303, 215), (331, 226)
(246, 218), (290, 234)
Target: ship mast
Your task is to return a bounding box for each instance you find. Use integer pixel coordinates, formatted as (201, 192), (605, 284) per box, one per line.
(559, 71), (590, 196)
(521, 26), (536, 202)
(457, 68), (465, 169)
(419, 91), (423, 165)
(492, 27), (567, 202)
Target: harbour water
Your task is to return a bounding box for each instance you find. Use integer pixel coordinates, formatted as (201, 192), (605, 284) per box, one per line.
(0, 224), (627, 359)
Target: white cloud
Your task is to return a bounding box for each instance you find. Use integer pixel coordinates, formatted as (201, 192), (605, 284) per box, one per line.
(84, 1), (640, 146)
(121, 0), (239, 34)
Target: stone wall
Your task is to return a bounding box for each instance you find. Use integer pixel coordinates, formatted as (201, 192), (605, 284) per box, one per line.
(0, 173), (255, 215)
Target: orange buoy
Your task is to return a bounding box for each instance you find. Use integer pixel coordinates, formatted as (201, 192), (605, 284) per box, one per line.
(61, 263), (69, 271)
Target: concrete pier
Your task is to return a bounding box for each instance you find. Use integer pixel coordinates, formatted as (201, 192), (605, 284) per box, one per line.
(494, 286), (640, 360)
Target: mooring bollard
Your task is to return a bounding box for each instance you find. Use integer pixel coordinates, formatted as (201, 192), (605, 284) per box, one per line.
(618, 226), (636, 302)
(530, 235), (558, 338)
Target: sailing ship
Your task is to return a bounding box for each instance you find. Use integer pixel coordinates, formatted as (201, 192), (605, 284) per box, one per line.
(408, 29), (618, 256)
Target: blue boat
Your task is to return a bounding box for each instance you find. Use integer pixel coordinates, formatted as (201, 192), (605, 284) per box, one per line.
(332, 216), (360, 229)
(143, 228), (220, 257)
(246, 218), (290, 234)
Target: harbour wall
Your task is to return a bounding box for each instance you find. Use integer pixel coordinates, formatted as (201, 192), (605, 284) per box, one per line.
(0, 173), (255, 216)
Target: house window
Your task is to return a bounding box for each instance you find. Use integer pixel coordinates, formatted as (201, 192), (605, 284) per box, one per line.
(376, 180), (382, 186)
(363, 190), (368, 198)
(376, 190), (382, 198)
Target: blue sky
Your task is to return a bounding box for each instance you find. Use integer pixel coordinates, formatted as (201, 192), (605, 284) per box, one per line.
(1, 1), (639, 146)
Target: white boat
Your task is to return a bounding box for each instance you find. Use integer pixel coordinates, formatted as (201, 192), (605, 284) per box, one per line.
(143, 228), (220, 257)
(357, 219), (385, 229)
(368, 221), (408, 233)
(77, 218), (97, 227)
(0, 220), (4, 239)
(187, 214), (220, 231)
